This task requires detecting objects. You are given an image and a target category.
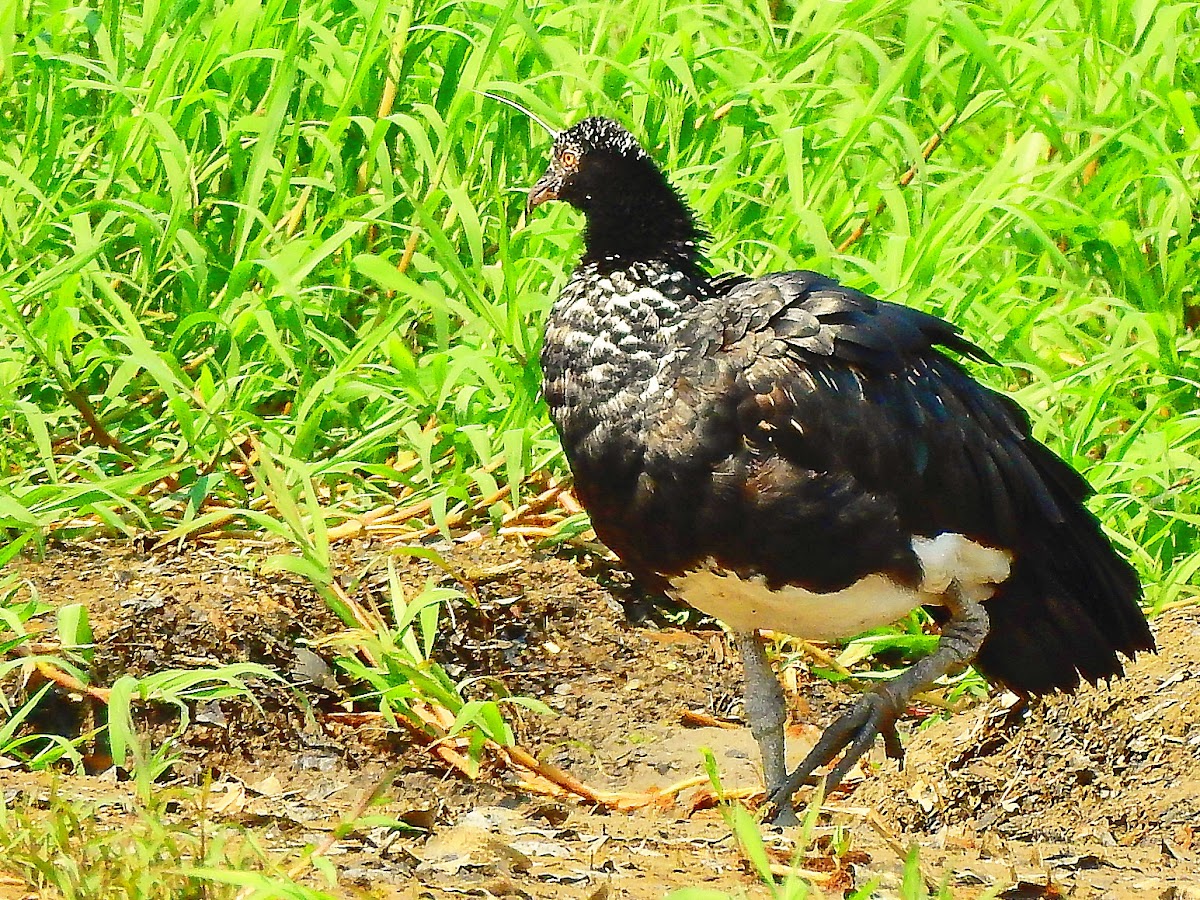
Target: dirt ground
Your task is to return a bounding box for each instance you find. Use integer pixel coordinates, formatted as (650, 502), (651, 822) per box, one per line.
(3, 536), (1199, 898)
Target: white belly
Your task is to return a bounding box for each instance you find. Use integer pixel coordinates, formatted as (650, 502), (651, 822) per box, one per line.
(666, 533), (1012, 641)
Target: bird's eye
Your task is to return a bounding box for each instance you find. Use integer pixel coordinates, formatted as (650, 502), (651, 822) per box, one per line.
(559, 149), (579, 168)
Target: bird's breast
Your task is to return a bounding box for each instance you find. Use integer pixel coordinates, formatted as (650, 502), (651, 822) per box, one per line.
(541, 265), (699, 452)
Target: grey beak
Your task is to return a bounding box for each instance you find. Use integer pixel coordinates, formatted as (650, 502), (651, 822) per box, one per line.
(527, 169), (560, 213)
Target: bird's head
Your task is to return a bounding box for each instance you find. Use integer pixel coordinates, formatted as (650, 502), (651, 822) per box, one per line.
(526, 117), (652, 214)
(527, 116), (703, 265)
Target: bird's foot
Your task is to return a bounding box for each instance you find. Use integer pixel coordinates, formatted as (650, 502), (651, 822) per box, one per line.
(762, 589), (988, 824)
(767, 801), (801, 827)
(762, 685), (906, 824)
(763, 777), (801, 827)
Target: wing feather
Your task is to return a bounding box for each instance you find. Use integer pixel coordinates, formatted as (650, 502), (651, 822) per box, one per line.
(673, 271), (1151, 693)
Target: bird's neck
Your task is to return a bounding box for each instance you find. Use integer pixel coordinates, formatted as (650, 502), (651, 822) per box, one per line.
(580, 181), (707, 273)
(556, 259), (704, 342)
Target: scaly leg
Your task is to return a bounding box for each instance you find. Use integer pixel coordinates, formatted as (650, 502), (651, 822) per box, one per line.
(764, 588), (989, 823)
(736, 631), (799, 826)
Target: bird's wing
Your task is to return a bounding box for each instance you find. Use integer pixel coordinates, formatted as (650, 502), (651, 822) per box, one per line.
(667, 270), (1074, 558)
(655, 270), (1148, 692)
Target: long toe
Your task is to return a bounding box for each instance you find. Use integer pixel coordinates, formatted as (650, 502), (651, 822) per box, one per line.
(824, 692), (899, 788)
(766, 689), (904, 815)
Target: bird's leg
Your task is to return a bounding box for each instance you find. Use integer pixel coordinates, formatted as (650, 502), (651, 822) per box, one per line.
(764, 587), (989, 823)
(736, 631), (799, 826)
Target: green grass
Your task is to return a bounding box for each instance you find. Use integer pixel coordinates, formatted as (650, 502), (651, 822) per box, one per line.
(1, 0), (1198, 893)
(0, 575), (282, 783)
(1, 0), (1196, 613)
(0, 786), (346, 899)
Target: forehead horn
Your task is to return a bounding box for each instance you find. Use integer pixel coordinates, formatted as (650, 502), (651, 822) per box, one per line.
(481, 91), (560, 137)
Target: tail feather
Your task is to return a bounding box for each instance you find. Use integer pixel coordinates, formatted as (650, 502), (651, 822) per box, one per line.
(974, 507), (1153, 696)
(975, 592), (1083, 693)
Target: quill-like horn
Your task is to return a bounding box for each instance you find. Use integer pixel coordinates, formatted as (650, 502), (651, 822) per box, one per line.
(480, 91), (560, 138)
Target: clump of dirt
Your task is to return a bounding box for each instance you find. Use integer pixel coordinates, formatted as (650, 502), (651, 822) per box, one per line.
(5, 537), (1200, 898)
(10, 540), (351, 774)
(855, 608), (1200, 849)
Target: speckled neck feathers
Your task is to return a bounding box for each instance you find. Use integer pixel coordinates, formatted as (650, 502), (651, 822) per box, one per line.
(540, 261), (704, 454)
(537, 120), (711, 449)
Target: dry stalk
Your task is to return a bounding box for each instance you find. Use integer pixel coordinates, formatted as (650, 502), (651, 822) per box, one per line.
(837, 113), (959, 254)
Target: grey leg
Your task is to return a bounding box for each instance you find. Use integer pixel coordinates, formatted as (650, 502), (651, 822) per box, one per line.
(736, 631), (799, 826)
(764, 588), (990, 823)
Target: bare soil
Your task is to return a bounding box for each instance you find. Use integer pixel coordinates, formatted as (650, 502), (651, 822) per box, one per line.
(4, 537), (1199, 898)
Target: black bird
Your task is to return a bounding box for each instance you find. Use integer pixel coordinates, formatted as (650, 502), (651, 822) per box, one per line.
(527, 116), (1154, 823)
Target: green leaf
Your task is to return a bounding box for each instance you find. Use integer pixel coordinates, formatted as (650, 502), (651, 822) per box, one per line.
(56, 603), (94, 665)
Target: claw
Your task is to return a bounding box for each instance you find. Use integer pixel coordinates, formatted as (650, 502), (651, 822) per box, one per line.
(763, 686), (906, 820)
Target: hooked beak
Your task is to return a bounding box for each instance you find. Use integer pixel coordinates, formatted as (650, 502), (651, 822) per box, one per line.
(527, 169), (561, 213)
